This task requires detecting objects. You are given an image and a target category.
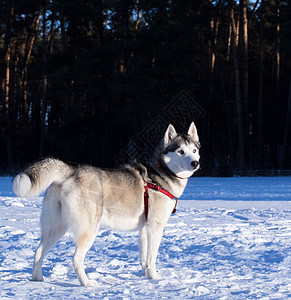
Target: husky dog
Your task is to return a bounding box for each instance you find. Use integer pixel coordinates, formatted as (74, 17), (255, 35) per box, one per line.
(12, 123), (200, 286)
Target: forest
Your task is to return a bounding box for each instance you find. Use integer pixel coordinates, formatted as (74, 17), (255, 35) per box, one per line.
(0, 0), (290, 176)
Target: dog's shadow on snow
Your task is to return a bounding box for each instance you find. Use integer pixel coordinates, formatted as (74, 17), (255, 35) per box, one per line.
(27, 278), (80, 288)
(50, 281), (80, 288)
(23, 264), (169, 288)
(20, 267), (79, 288)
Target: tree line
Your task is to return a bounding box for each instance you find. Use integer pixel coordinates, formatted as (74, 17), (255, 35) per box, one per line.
(0, 0), (290, 175)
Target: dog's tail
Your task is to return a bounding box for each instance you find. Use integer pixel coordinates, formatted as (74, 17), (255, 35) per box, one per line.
(12, 157), (73, 197)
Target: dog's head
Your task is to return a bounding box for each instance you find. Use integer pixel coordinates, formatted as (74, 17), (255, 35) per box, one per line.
(162, 122), (200, 178)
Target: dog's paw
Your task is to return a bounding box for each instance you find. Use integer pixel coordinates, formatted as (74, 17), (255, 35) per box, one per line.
(141, 265), (147, 276)
(84, 279), (98, 287)
(32, 274), (44, 282)
(149, 273), (163, 280)
(146, 268), (163, 280)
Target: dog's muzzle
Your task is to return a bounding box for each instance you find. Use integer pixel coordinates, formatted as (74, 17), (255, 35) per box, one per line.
(191, 161), (199, 169)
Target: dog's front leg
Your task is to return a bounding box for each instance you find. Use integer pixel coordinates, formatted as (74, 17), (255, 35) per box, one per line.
(139, 225), (147, 275)
(145, 221), (164, 279)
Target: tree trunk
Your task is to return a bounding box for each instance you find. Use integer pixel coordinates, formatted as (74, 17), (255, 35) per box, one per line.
(120, 0), (130, 73)
(60, 13), (67, 52)
(236, 16), (240, 47)
(240, 0), (248, 130)
(227, 22), (232, 61)
(280, 80), (291, 169)
(226, 20), (234, 175)
(2, 0), (15, 170)
(258, 0), (265, 168)
(276, 0), (280, 97)
(4, 41), (11, 116)
(22, 13), (41, 119)
(231, 1), (245, 170)
(39, 5), (48, 157)
(208, 8), (220, 97)
(209, 9), (220, 75)
(47, 11), (55, 55)
(3, 2), (14, 115)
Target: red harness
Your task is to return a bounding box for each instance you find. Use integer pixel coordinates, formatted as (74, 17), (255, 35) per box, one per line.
(143, 183), (178, 221)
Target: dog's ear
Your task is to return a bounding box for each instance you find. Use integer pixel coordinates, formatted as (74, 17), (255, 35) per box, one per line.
(164, 124), (177, 147)
(188, 122), (199, 142)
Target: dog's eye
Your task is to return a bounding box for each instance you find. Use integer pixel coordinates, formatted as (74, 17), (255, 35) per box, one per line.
(193, 149), (197, 153)
(178, 150), (185, 155)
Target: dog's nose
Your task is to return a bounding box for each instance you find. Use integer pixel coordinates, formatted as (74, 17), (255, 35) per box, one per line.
(191, 161), (199, 168)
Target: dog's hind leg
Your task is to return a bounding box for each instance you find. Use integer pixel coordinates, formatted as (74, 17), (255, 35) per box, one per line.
(33, 223), (67, 281)
(73, 226), (99, 287)
(32, 186), (67, 281)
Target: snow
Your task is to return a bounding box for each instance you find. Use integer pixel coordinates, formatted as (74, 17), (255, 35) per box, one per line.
(0, 176), (290, 299)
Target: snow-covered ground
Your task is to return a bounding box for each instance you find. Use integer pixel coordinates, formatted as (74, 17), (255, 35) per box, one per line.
(0, 177), (290, 299)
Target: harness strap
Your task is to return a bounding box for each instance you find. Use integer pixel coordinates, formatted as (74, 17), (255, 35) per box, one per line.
(144, 185), (149, 221)
(144, 183), (178, 221)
